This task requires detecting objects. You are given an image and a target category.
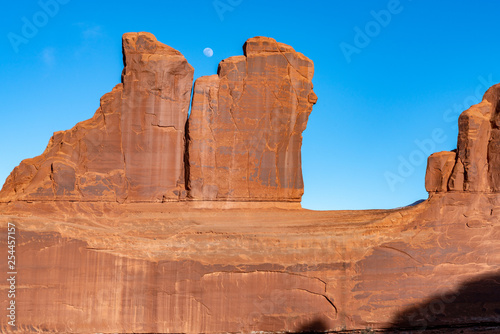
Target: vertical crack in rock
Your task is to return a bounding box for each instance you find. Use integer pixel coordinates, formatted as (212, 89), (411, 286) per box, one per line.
(183, 115), (192, 196)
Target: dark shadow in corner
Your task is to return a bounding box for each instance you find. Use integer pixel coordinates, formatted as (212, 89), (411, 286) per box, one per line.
(296, 318), (328, 333)
(183, 111), (191, 197)
(384, 271), (500, 332)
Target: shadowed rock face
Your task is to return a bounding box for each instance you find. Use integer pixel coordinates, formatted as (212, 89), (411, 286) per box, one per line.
(187, 37), (317, 201)
(0, 32), (194, 203)
(426, 84), (500, 193)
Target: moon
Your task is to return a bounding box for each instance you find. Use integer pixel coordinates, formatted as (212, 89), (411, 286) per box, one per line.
(203, 47), (213, 57)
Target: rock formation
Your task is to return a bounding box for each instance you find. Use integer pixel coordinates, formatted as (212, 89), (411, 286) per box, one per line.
(1, 33), (500, 333)
(0, 35), (316, 204)
(425, 84), (500, 193)
(425, 151), (456, 192)
(187, 37), (317, 201)
(0, 32), (194, 203)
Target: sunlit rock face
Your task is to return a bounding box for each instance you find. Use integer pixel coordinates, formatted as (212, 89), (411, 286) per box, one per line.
(0, 35), (316, 204)
(187, 36), (317, 202)
(0, 32), (194, 203)
(426, 84), (500, 193)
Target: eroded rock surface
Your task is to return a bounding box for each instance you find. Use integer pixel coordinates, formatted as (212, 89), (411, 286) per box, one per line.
(187, 37), (317, 201)
(1, 194), (500, 333)
(0, 32), (194, 203)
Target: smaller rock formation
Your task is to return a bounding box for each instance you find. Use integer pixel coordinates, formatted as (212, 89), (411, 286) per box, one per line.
(425, 151), (456, 192)
(187, 37), (317, 201)
(425, 84), (500, 193)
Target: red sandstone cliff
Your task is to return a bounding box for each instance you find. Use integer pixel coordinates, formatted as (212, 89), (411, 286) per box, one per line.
(187, 37), (317, 201)
(0, 34), (315, 204)
(0, 32), (194, 203)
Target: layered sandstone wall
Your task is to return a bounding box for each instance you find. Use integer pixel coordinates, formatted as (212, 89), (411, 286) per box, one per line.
(1, 193), (500, 333)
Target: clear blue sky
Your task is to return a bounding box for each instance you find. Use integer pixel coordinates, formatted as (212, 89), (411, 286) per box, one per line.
(1, 0), (500, 210)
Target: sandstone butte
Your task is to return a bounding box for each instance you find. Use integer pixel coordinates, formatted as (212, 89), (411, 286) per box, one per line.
(0, 32), (499, 333)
